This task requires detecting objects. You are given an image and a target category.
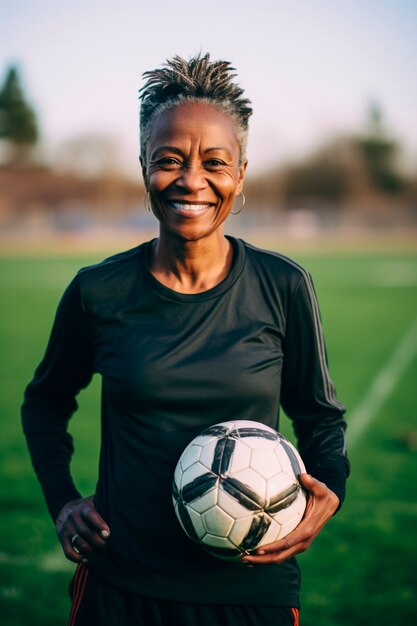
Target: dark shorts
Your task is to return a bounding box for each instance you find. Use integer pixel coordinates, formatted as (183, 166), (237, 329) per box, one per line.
(68, 564), (300, 626)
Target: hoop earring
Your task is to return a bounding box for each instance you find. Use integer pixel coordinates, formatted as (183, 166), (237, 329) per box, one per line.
(144, 191), (151, 212)
(231, 192), (245, 215)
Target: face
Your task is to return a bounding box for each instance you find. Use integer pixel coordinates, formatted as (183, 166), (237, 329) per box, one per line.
(142, 102), (247, 243)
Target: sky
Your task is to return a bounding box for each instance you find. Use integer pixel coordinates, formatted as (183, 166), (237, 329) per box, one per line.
(1, 0), (416, 176)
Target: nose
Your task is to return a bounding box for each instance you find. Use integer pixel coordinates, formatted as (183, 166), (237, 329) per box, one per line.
(176, 165), (208, 194)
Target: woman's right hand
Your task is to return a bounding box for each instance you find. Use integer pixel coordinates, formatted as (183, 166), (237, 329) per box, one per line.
(56, 495), (111, 563)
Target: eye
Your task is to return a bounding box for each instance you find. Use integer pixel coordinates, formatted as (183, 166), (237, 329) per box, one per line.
(154, 157), (182, 168)
(204, 159), (226, 169)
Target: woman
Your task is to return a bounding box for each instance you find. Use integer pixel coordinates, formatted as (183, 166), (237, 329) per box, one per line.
(22, 53), (349, 626)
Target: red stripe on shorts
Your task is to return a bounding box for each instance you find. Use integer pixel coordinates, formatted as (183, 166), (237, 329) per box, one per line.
(68, 563), (89, 626)
(291, 607), (300, 626)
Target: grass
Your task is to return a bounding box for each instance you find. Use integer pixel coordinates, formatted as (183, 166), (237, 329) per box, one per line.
(0, 242), (416, 625)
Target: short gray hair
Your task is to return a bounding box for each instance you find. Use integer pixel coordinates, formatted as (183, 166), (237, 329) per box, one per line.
(139, 53), (253, 167)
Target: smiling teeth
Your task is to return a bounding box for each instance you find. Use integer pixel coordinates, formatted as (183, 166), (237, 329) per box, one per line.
(172, 202), (210, 211)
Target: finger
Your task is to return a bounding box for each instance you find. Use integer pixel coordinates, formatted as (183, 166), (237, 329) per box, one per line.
(242, 515), (316, 562)
(242, 546), (300, 565)
(255, 520), (312, 556)
(242, 535), (310, 564)
(61, 531), (90, 564)
(71, 518), (108, 551)
(299, 475), (340, 518)
(299, 473), (326, 494)
(80, 504), (111, 540)
(70, 533), (95, 557)
(62, 509), (107, 552)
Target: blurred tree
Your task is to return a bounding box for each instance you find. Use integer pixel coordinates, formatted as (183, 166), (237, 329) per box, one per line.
(356, 102), (404, 194)
(0, 65), (39, 162)
(282, 140), (350, 209)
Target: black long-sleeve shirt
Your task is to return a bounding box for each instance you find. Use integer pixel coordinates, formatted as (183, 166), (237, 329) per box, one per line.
(22, 237), (349, 607)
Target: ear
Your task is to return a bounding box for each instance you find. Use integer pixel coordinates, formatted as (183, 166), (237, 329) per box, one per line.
(236, 160), (248, 195)
(139, 156), (149, 190)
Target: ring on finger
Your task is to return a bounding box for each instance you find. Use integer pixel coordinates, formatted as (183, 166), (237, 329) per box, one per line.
(71, 534), (81, 553)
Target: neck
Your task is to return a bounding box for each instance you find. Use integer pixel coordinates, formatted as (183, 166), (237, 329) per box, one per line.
(149, 228), (233, 294)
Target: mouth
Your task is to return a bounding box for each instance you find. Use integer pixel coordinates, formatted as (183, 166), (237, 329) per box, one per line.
(168, 200), (216, 214)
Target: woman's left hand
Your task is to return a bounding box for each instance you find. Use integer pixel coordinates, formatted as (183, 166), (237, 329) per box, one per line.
(241, 473), (339, 565)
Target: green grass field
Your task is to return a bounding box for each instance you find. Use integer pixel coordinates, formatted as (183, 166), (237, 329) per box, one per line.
(1, 241), (416, 625)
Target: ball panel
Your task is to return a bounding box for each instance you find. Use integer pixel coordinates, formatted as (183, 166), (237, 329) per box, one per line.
(239, 513), (272, 553)
(173, 461), (182, 489)
(182, 472), (218, 506)
(282, 438), (306, 473)
(230, 468), (266, 501)
(279, 515), (304, 538)
(172, 480), (180, 503)
(181, 461), (209, 486)
(249, 447), (281, 479)
(202, 506), (234, 536)
(275, 439), (306, 478)
(211, 436), (236, 475)
(217, 485), (251, 519)
(228, 515), (253, 547)
(233, 421), (279, 438)
(202, 533), (238, 550)
(187, 487), (218, 514)
(199, 438), (219, 470)
(235, 435), (278, 450)
(180, 444), (203, 471)
(174, 500), (200, 542)
(222, 475), (264, 510)
(267, 483), (300, 514)
(266, 472), (295, 505)
(185, 506), (206, 539)
(212, 421), (237, 430)
(194, 423), (232, 444)
(274, 445), (294, 476)
(271, 490), (307, 527)
(256, 517), (281, 548)
(227, 439), (252, 474)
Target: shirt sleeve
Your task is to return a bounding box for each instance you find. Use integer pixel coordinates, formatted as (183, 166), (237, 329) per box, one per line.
(21, 275), (94, 522)
(280, 271), (350, 507)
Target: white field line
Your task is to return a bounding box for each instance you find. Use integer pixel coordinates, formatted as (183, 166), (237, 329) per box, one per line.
(348, 315), (417, 447)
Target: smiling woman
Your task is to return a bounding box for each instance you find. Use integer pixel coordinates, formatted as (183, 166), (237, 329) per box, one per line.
(139, 54), (251, 294)
(144, 102), (247, 291)
(21, 52), (349, 626)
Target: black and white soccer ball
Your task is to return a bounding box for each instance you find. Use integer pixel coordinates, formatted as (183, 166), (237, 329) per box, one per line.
(172, 420), (307, 561)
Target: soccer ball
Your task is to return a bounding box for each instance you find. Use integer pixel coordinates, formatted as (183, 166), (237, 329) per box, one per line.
(172, 420), (307, 561)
